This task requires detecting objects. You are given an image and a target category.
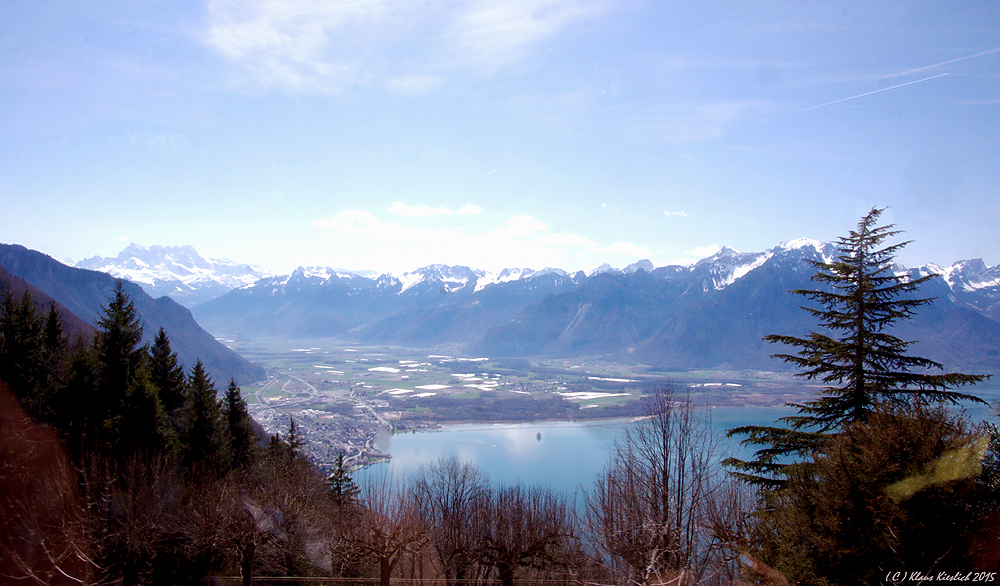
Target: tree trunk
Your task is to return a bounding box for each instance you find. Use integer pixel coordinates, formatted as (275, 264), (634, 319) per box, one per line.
(498, 562), (516, 586)
(380, 556), (393, 586)
(241, 556), (253, 586)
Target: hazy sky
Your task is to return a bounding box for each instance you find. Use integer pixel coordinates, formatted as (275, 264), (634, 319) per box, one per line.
(2, 1), (998, 274)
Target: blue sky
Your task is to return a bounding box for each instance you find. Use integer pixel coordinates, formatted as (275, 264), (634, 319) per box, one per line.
(2, 1), (998, 274)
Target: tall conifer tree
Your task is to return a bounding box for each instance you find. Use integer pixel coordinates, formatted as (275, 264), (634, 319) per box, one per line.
(284, 417), (304, 462)
(185, 359), (225, 475)
(150, 327), (187, 415)
(328, 451), (360, 506)
(94, 281), (173, 458)
(222, 377), (256, 470)
(96, 280), (146, 396)
(727, 208), (988, 487)
(41, 305), (67, 385)
(0, 289), (44, 406)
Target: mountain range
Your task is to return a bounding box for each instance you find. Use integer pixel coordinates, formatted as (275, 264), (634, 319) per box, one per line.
(76, 243), (272, 308)
(0, 244), (265, 384)
(189, 239), (1000, 374)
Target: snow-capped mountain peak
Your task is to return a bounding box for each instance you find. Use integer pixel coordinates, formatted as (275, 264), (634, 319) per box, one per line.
(473, 268), (533, 292)
(777, 237), (823, 251)
(389, 264), (486, 293)
(76, 243), (273, 307)
(471, 267), (573, 292)
(623, 259), (654, 274)
(928, 258), (1000, 292)
(288, 266), (333, 282)
(80, 241), (1000, 320)
(693, 247), (770, 290)
(588, 263), (617, 277)
(684, 240), (841, 291)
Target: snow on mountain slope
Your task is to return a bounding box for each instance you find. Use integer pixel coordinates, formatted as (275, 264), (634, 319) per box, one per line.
(683, 239), (836, 292)
(473, 267), (571, 292)
(935, 259), (1000, 292)
(79, 240), (1000, 317)
(689, 247), (770, 291)
(623, 259), (655, 274)
(76, 243), (273, 307)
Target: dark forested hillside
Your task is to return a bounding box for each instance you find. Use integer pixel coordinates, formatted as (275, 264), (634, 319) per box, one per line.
(0, 244), (264, 384)
(0, 265), (95, 341)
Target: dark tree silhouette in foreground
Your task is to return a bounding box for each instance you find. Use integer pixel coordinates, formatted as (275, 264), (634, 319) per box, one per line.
(727, 208), (988, 488)
(224, 377), (257, 471)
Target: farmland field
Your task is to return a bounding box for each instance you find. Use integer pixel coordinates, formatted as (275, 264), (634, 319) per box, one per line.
(219, 337), (827, 471)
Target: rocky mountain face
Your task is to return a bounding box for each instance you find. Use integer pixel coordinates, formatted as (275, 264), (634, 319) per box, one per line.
(190, 239), (1000, 374)
(76, 243), (272, 308)
(0, 244), (265, 384)
(931, 259), (1000, 322)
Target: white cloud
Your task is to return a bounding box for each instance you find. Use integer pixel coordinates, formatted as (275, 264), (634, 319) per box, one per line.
(204, 0), (606, 92)
(457, 204), (483, 215)
(687, 244), (721, 257)
(204, 0), (377, 91)
(312, 209), (560, 271)
(440, 0), (605, 71)
(491, 214), (548, 238)
(665, 210), (688, 217)
(311, 208), (658, 273)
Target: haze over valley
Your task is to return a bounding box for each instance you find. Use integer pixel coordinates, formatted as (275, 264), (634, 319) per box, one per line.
(74, 239), (1000, 373)
(5, 236), (1000, 471)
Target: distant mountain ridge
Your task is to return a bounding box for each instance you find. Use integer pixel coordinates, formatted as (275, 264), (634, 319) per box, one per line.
(1, 244), (265, 385)
(76, 243), (273, 308)
(190, 239), (1000, 374)
(193, 261), (586, 341)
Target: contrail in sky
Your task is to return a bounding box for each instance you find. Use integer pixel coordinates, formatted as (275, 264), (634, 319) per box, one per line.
(757, 73), (949, 122)
(880, 47), (1000, 79)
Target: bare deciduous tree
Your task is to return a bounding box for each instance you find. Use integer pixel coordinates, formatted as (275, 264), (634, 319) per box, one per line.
(250, 453), (332, 577)
(183, 473), (271, 586)
(413, 455), (489, 586)
(587, 384), (745, 585)
(479, 483), (578, 586)
(348, 471), (427, 586)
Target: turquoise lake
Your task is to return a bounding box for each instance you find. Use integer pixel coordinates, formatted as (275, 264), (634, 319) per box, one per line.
(368, 405), (797, 498)
(365, 390), (999, 499)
